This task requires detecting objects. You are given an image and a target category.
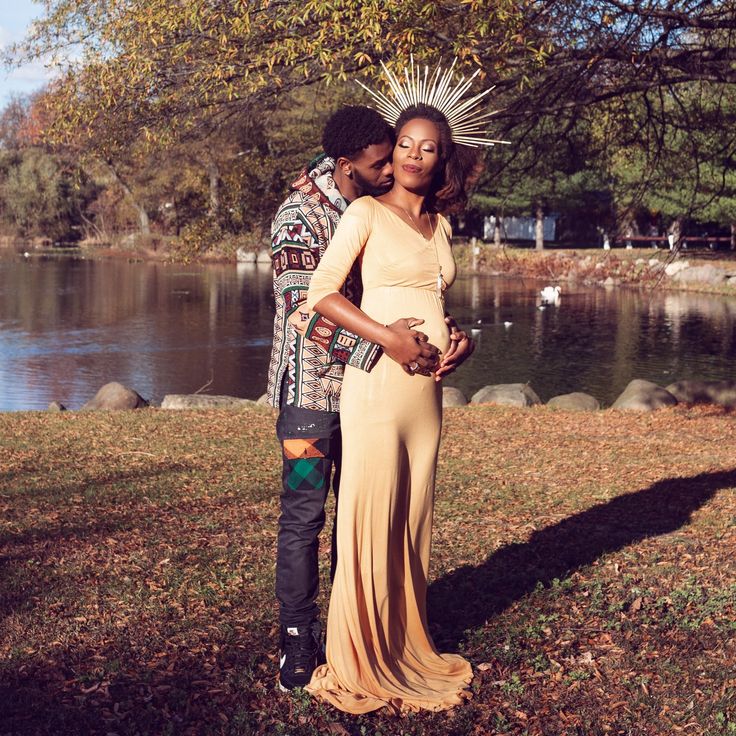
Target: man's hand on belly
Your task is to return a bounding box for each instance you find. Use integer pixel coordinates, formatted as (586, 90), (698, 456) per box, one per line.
(434, 315), (475, 381)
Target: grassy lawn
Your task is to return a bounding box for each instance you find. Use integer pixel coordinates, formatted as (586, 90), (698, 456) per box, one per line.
(1, 405), (735, 735)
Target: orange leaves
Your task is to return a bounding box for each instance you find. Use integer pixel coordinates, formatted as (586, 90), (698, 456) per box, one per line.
(13, 0), (533, 154)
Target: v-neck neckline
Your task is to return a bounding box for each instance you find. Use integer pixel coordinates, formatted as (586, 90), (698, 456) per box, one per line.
(373, 198), (439, 243)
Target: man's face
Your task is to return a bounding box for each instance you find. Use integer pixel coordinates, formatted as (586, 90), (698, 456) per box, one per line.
(348, 139), (394, 197)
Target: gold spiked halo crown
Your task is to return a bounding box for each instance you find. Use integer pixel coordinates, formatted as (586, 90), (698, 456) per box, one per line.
(357, 56), (509, 148)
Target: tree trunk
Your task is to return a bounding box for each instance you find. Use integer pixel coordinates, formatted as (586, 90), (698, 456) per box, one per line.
(103, 161), (150, 235)
(494, 214), (502, 247)
(731, 222), (735, 251)
(134, 197), (150, 236)
(616, 208), (639, 248)
(534, 203), (544, 251)
(206, 159), (220, 219)
(669, 217), (683, 251)
(76, 205), (106, 242)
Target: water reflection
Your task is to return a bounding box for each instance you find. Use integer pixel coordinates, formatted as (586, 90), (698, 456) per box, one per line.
(1, 251), (735, 411)
(442, 275), (736, 405)
(0, 253), (274, 411)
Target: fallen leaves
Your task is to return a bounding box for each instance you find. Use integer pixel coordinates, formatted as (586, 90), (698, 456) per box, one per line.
(0, 406), (735, 734)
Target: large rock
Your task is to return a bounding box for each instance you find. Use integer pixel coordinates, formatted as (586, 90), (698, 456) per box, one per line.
(256, 249), (272, 264)
(672, 264), (727, 285)
(611, 379), (678, 411)
(665, 379), (736, 408)
(48, 401), (67, 412)
(547, 392), (600, 411)
(471, 383), (542, 407)
(664, 260), (690, 277)
(442, 386), (468, 407)
(161, 394), (259, 410)
(82, 382), (148, 410)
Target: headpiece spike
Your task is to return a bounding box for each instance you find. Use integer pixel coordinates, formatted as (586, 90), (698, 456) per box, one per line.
(358, 57), (509, 148)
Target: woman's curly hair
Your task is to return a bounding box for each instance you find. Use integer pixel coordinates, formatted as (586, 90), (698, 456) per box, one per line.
(394, 104), (484, 214)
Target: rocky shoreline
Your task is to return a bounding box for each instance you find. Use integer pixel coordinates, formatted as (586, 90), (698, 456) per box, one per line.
(236, 241), (736, 293)
(442, 378), (736, 411)
(450, 243), (736, 295)
(39, 378), (736, 415)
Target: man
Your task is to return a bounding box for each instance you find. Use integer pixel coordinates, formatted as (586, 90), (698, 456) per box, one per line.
(267, 105), (472, 691)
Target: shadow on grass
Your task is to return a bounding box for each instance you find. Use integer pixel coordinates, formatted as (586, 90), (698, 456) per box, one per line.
(4, 468), (733, 735)
(0, 628), (277, 736)
(0, 464), (282, 734)
(428, 468), (736, 649)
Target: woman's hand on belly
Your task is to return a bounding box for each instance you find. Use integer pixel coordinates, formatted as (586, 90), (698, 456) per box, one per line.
(383, 318), (441, 374)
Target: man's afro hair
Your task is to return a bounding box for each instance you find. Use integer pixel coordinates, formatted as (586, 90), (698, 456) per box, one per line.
(322, 105), (393, 160)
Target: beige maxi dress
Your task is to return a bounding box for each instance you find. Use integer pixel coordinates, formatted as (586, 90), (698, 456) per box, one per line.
(305, 196), (472, 714)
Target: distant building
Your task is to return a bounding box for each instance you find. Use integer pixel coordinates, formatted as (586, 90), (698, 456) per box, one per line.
(484, 214), (558, 243)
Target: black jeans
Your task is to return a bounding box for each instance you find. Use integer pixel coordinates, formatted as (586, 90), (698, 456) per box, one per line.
(275, 401), (341, 628)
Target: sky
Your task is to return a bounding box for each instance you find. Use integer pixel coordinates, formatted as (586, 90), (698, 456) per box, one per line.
(0, 0), (54, 107)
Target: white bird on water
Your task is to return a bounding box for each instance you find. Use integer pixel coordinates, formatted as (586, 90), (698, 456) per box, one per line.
(540, 285), (561, 304)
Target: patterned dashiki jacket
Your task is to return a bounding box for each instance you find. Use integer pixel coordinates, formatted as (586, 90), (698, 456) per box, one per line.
(266, 155), (381, 412)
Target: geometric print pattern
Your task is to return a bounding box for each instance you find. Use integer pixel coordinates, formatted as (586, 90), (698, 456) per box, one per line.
(286, 458), (324, 491)
(282, 437), (330, 491)
(266, 157), (382, 412)
(304, 313), (357, 364)
(283, 437), (327, 459)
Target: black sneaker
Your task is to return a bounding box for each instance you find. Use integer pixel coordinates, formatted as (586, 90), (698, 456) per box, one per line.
(278, 624), (321, 691)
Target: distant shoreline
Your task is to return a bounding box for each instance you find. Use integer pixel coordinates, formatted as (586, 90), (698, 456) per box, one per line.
(5, 236), (736, 295)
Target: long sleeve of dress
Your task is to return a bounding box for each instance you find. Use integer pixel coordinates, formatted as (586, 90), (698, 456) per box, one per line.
(306, 198), (374, 312)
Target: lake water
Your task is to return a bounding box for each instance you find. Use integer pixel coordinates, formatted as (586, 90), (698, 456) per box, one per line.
(1, 250), (735, 411)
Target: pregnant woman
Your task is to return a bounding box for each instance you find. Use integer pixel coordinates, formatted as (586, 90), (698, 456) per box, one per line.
(305, 61), (504, 714)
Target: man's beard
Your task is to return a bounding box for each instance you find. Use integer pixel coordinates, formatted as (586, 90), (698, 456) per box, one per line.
(353, 168), (393, 198)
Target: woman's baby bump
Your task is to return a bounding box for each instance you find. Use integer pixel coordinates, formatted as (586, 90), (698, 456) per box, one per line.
(419, 312), (451, 356)
(363, 290), (450, 355)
